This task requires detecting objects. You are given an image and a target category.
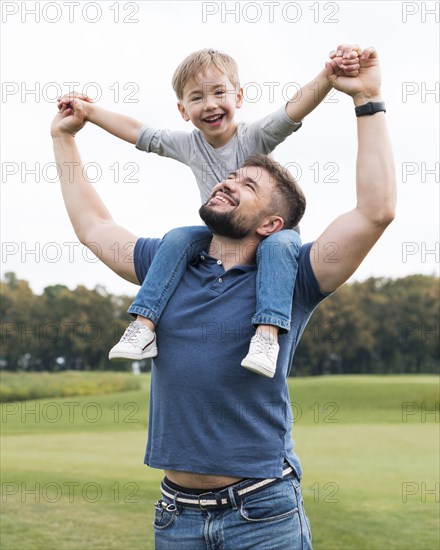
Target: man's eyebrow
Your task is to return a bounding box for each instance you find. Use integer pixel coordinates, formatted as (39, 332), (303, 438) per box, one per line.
(244, 176), (260, 189)
(228, 171), (260, 189)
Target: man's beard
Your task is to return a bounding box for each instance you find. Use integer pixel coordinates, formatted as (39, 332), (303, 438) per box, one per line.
(199, 203), (254, 239)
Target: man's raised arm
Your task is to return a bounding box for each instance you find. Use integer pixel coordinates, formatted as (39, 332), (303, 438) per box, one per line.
(311, 47), (396, 294)
(51, 99), (139, 284)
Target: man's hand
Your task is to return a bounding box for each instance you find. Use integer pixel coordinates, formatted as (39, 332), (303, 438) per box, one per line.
(328, 44), (362, 78)
(51, 99), (87, 138)
(325, 46), (381, 104)
(57, 92), (93, 117)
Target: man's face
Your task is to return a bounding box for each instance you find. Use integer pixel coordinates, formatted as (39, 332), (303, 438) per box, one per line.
(199, 166), (277, 239)
(178, 68), (243, 148)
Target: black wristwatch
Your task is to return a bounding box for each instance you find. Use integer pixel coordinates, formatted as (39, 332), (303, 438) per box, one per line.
(355, 101), (386, 117)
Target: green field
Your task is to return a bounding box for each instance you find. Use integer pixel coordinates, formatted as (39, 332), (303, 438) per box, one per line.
(1, 374), (439, 549)
(0, 371), (141, 402)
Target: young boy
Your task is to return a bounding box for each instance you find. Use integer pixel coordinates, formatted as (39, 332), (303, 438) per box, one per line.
(59, 46), (359, 378)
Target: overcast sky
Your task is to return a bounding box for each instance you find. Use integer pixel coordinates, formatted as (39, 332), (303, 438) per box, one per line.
(1, 0), (439, 296)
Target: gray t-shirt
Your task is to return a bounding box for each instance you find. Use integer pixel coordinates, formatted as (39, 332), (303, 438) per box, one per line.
(136, 105), (302, 203)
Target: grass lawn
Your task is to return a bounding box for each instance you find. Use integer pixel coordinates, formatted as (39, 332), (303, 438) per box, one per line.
(1, 374), (439, 549)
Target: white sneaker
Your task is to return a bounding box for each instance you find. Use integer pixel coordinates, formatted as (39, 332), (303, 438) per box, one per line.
(241, 331), (279, 378)
(109, 321), (158, 361)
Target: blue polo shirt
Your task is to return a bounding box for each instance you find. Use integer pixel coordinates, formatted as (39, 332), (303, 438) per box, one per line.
(134, 238), (327, 479)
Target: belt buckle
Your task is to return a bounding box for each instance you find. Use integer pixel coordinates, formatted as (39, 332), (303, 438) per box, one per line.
(197, 491), (215, 510)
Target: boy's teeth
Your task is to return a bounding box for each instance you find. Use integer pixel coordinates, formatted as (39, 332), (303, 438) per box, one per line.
(206, 114), (222, 122)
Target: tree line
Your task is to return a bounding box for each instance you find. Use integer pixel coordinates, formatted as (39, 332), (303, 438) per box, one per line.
(1, 272), (438, 375)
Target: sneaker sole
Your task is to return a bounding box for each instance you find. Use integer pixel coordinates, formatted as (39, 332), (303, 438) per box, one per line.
(108, 349), (158, 361)
(241, 359), (276, 378)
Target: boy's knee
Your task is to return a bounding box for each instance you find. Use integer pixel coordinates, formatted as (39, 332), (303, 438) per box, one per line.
(163, 226), (212, 249)
(163, 226), (209, 246)
(163, 226), (190, 242)
(258, 230), (301, 262)
(262, 229), (301, 247)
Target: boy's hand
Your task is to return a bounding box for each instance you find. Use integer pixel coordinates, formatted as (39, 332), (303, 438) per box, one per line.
(51, 98), (87, 138)
(328, 43), (362, 78)
(325, 46), (382, 103)
(57, 92), (93, 120)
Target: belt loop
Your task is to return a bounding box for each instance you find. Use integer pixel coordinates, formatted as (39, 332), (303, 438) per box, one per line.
(197, 492), (212, 510)
(227, 486), (239, 510)
(170, 489), (180, 514)
(214, 491), (223, 507)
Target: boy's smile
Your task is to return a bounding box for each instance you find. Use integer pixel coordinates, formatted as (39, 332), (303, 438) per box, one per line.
(202, 113), (225, 127)
(178, 69), (243, 148)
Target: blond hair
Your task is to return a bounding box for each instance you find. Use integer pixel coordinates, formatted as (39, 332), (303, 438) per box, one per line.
(172, 48), (239, 100)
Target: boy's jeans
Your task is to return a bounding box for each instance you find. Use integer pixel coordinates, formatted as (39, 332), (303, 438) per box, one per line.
(153, 474), (312, 549)
(128, 226), (301, 332)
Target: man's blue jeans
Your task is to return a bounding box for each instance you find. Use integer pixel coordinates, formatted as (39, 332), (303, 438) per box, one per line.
(153, 474), (312, 549)
(128, 226), (301, 332)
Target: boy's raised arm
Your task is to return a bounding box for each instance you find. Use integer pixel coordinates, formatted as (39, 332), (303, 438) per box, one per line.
(285, 43), (361, 123)
(58, 93), (142, 144)
(52, 99), (140, 284)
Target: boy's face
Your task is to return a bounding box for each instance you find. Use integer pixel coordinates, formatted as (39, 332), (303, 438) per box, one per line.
(178, 69), (243, 148)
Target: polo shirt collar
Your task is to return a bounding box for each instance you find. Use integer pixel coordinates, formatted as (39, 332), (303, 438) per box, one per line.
(194, 251), (257, 273)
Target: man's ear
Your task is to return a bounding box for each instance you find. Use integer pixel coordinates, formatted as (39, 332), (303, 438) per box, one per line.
(256, 215), (285, 237)
(177, 101), (190, 122)
(235, 87), (244, 109)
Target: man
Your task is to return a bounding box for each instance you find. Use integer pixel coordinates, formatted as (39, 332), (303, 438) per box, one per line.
(52, 45), (395, 549)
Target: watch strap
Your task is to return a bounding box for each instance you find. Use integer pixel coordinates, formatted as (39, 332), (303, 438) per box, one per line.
(355, 101), (386, 117)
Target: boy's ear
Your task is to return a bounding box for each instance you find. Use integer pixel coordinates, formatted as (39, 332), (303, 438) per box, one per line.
(236, 87), (244, 109)
(177, 101), (190, 122)
(256, 215), (285, 237)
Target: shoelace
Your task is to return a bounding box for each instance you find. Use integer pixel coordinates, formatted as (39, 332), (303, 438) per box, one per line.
(120, 321), (144, 342)
(253, 335), (276, 356)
